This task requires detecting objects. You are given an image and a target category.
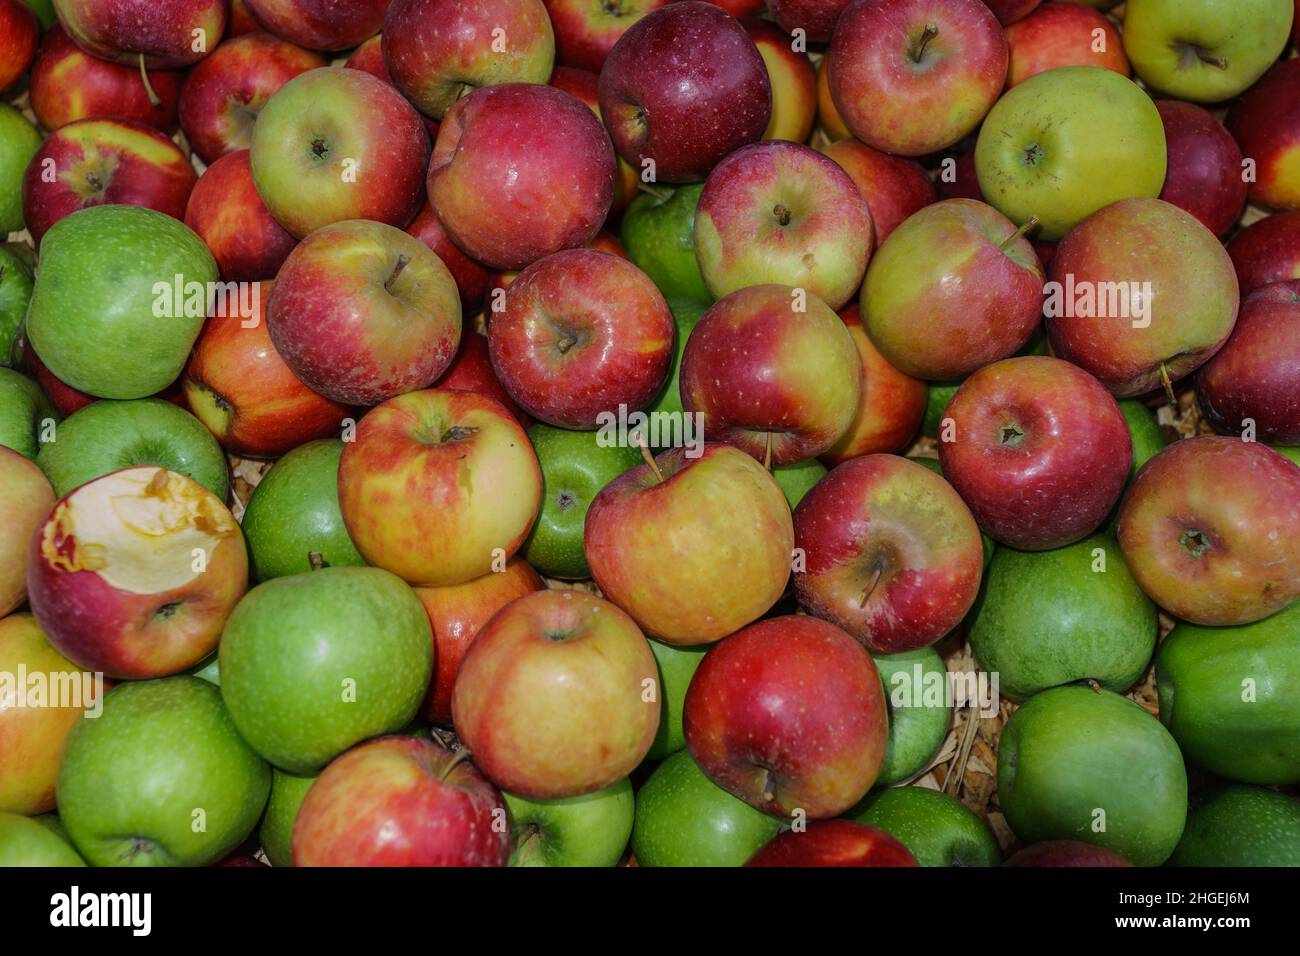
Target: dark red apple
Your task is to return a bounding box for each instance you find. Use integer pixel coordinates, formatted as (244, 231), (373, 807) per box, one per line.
(1227, 211), (1300, 294)
(1226, 58), (1300, 213)
(1157, 100), (1247, 237)
(746, 820), (919, 867)
(431, 332), (530, 427)
(242, 0), (388, 51)
(548, 64), (640, 215)
(55, 0), (228, 69)
(184, 149), (299, 282)
(982, 0), (1040, 24)
(1005, 841), (1133, 867)
(765, 0), (853, 43)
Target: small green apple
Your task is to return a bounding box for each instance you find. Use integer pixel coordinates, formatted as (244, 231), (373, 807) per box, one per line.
(259, 768), (317, 868)
(923, 380), (960, 438)
(620, 184), (712, 302)
(0, 367), (56, 459)
(874, 646), (951, 786)
(0, 104), (40, 236)
(21, 0), (56, 29)
(0, 245), (34, 366)
(1168, 785), (1300, 867)
(0, 811), (86, 867)
(503, 777), (634, 867)
(644, 297), (708, 421)
(1118, 399), (1165, 479)
(771, 457), (826, 510)
(846, 787), (1001, 867)
(645, 637), (708, 761)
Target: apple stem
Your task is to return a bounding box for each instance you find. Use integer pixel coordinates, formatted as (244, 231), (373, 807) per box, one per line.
(1158, 362), (1176, 408)
(998, 215), (1039, 252)
(857, 566), (882, 608)
(138, 54), (161, 107)
(636, 431), (664, 483)
(763, 431), (774, 472)
(910, 24), (939, 63)
(1087, 679), (1103, 695)
(637, 182), (669, 202)
(438, 745), (474, 782)
(385, 255), (410, 293)
(1197, 51), (1228, 70)
(307, 551), (324, 572)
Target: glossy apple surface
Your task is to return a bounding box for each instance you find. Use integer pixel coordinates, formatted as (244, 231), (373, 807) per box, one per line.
(183, 149), (299, 282)
(741, 16), (815, 143)
(1005, 1), (1128, 87)
(746, 820), (918, 867)
(1227, 211), (1300, 294)
(243, 0), (388, 51)
(1225, 58), (1300, 212)
(818, 138), (935, 246)
(52, 0), (227, 68)
(1157, 100), (1247, 237)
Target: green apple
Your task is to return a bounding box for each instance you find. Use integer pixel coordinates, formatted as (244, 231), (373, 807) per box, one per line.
(632, 750), (781, 867)
(0, 367), (56, 459)
(26, 205), (217, 399)
(772, 457), (826, 511)
(619, 184), (712, 302)
(644, 297), (708, 421)
(58, 676), (271, 867)
(522, 423), (641, 579)
(874, 646), (951, 787)
(259, 768), (317, 867)
(971, 535), (1157, 701)
(219, 566), (433, 774)
(645, 637), (708, 761)
(975, 67), (1167, 241)
(1156, 601), (1300, 784)
(190, 653), (220, 685)
(21, 0), (56, 29)
(1168, 785), (1300, 867)
(908, 456), (995, 568)
(241, 439), (365, 582)
(846, 787), (1001, 867)
(1118, 399), (1164, 479)
(0, 811), (86, 867)
(922, 380), (960, 438)
(998, 685), (1187, 866)
(503, 777), (634, 867)
(37, 398), (229, 500)
(1123, 0), (1293, 104)
(0, 245), (34, 366)
(0, 104), (40, 236)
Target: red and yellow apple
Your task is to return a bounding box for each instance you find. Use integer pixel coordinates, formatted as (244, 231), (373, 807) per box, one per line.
(1225, 58), (1300, 212)
(818, 137), (936, 245)
(741, 16), (816, 143)
(746, 820), (919, 867)
(183, 149), (299, 282)
(1005, 1), (1128, 87)
(1, 447), (54, 616)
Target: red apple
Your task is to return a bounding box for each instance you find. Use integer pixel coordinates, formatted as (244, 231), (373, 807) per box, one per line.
(0, 0), (38, 92)
(597, 1), (771, 183)
(405, 201), (491, 314)
(487, 248), (674, 429)
(1005, 2), (1127, 87)
(680, 284), (862, 465)
(483, 229), (632, 301)
(1005, 840), (1133, 867)
(684, 614), (889, 818)
(1226, 58), (1300, 213)
(691, 0), (764, 13)
(242, 0), (388, 51)
(21, 118), (198, 247)
(178, 32), (326, 165)
(452, 589), (660, 798)
(1117, 438), (1300, 625)
(292, 736), (510, 867)
(548, 65), (640, 215)
(228, 0), (260, 35)
(183, 149), (299, 282)
(338, 389), (542, 587)
(1156, 100), (1247, 238)
(1227, 211), (1300, 294)
(267, 219), (462, 406)
(182, 283), (352, 458)
(741, 16), (816, 143)
(936, 150), (982, 202)
(819, 138), (936, 245)
(982, 0), (1040, 24)
(429, 83), (614, 271)
(939, 356), (1133, 550)
(765, 0), (853, 43)
(746, 820), (919, 867)
(547, 0), (668, 72)
(26, 466), (248, 680)
(345, 35), (441, 140)
(794, 454), (984, 652)
(54, 0), (228, 68)
(26, 350), (95, 416)
(430, 332), (530, 426)
(0, 449), (55, 617)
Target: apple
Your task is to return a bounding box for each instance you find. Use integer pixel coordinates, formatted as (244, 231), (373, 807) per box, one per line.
(52, 0), (228, 68)
(1117, 437), (1300, 626)
(1118, 399), (1165, 481)
(406, 202), (492, 315)
(258, 768), (316, 867)
(1226, 59), (1300, 212)
(0, 812), (86, 867)
(1157, 100), (1248, 237)
(741, 16), (815, 143)
(0, 103), (40, 235)
(847, 787), (1001, 867)
(453, 589), (660, 798)
(1122, 0), (1293, 104)
(344, 34), (442, 141)
(430, 332), (529, 425)
(814, 54), (850, 142)
(975, 67), (1166, 241)
(1227, 211), (1300, 294)
(818, 139), (936, 246)
(58, 676), (270, 867)
(36, 398), (229, 500)
(1167, 785), (1300, 867)
(0, 0), (37, 92)
(643, 637), (707, 762)
(1196, 280), (1300, 445)
(971, 534), (1156, 701)
(0, 244), (32, 365)
(1005, 841), (1133, 866)
(547, 65), (640, 216)
(0, 450), (52, 615)
(746, 820), (918, 867)
(293, 736), (509, 867)
(872, 647), (951, 786)
(184, 150), (299, 282)
(619, 183), (712, 301)
(828, 0), (1007, 157)
(26, 330), (179, 417)
(770, 457), (826, 511)
(228, 0), (258, 34)
(1046, 198), (1239, 397)
(428, 83), (614, 272)
(597, 2), (771, 183)
(481, 229), (629, 302)
(240, 439), (366, 583)
(908, 455), (997, 569)
(1005, 2), (1128, 87)
(692, 0), (763, 12)
(504, 777), (634, 867)
(641, 297), (706, 422)
(694, 141), (872, 309)
(242, 0), (388, 50)
(1156, 601), (1300, 785)
(338, 389), (542, 588)
(178, 32), (326, 165)
(0, 367), (56, 459)
(548, 0), (666, 72)
(681, 285), (861, 465)
(631, 749), (781, 867)
(998, 684), (1187, 867)
(793, 454), (984, 652)
(249, 67), (430, 239)
(862, 199), (1044, 380)
(939, 356), (1132, 549)
(585, 444), (793, 645)
(219, 566), (433, 773)
(27, 467), (246, 679)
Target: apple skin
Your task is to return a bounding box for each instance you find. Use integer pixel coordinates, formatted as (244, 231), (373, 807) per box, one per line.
(178, 32), (327, 165)
(741, 16), (815, 143)
(258, 768), (315, 867)
(597, 2), (771, 184)
(228, 0), (258, 34)
(0, 366), (58, 459)
(51, 0), (228, 68)
(846, 787), (1001, 866)
(818, 138), (936, 246)
(1117, 437), (1300, 626)
(1005, 1), (1128, 87)
(872, 647), (951, 786)
(249, 67), (430, 239)
(828, 0), (1008, 157)
(344, 35), (442, 141)
(747, 820), (918, 867)
(585, 444), (793, 645)
(862, 199), (1044, 381)
(1156, 100), (1247, 237)
(414, 558), (545, 726)
(1226, 59), (1300, 212)
(183, 284), (352, 458)
(242, 0), (388, 51)
(21, 118), (198, 248)
(1004, 841), (1133, 867)
(680, 285), (862, 466)
(452, 589), (661, 799)
(619, 183), (712, 301)
(644, 637), (707, 761)
(27, 467), (248, 680)
(793, 454), (984, 653)
(548, 65), (640, 216)
(504, 777), (634, 867)
(487, 249), (674, 429)
(814, 54), (851, 141)
(939, 356), (1132, 550)
(547, 0), (667, 72)
(684, 614), (888, 819)
(694, 141), (872, 310)
(0, 103), (39, 235)
(268, 220), (463, 408)
(0, 0), (38, 92)
(1196, 281), (1300, 444)
(406, 202), (491, 315)
(338, 389), (542, 588)
(1046, 198), (1239, 397)
(0, 812), (86, 866)
(982, 0), (1040, 22)
(1168, 785), (1300, 867)
(430, 332), (529, 426)
(183, 149), (299, 282)
(0, 448), (53, 616)
(765, 0), (852, 42)
(1227, 211), (1300, 294)
(382, 0), (555, 120)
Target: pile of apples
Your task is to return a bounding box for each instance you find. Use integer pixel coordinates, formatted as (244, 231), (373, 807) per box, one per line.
(1, 0), (1299, 870)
